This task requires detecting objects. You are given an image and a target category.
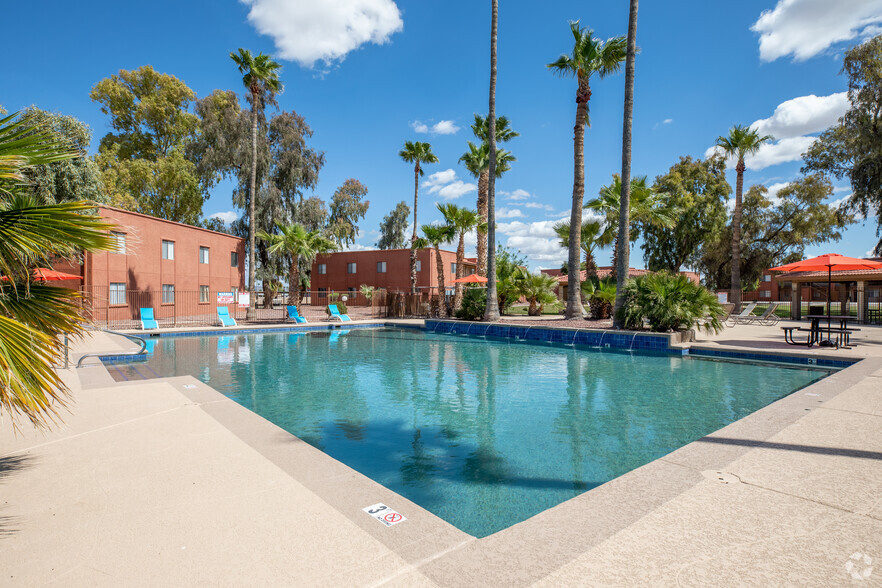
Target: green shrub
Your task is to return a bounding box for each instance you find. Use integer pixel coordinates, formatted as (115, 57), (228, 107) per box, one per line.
(455, 287), (486, 321)
(618, 272), (726, 333)
(325, 300), (348, 316)
(581, 277), (616, 319)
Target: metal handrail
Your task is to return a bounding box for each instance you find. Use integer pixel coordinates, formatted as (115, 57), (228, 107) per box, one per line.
(76, 328), (148, 368)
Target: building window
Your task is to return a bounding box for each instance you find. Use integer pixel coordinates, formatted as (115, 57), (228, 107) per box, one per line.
(110, 231), (126, 254)
(415, 260), (421, 272)
(377, 261), (386, 273)
(451, 262), (457, 274)
(763, 274), (771, 282)
(761, 290), (771, 298)
(317, 287), (327, 299)
(162, 284), (175, 304)
(200, 247), (210, 264)
(348, 287), (357, 295)
(317, 263), (327, 275)
(347, 262), (357, 274)
(200, 285), (209, 303)
(109, 282), (126, 305)
(162, 240), (174, 260)
(231, 251), (238, 267)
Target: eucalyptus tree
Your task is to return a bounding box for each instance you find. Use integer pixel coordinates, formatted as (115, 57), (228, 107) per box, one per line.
(439, 203), (484, 310)
(399, 141), (438, 293)
(413, 224), (455, 316)
(377, 201), (410, 249)
(553, 219), (607, 280)
(230, 48), (283, 318)
(257, 222), (337, 305)
(328, 178), (370, 247)
(714, 125), (773, 311)
(484, 0), (501, 321)
(614, 0), (640, 327)
(548, 22), (627, 319)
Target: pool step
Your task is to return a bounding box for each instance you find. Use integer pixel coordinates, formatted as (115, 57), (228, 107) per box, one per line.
(103, 360), (160, 382)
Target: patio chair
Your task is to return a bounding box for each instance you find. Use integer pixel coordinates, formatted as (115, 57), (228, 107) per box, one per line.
(725, 302), (758, 327)
(730, 302), (780, 326)
(328, 304), (352, 322)
(287, 305), (308, 323)
(217, 306), (237, 327)
(140, 307), (158, 330)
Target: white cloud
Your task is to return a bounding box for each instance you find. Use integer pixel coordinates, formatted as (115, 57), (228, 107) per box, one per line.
(410, 119), (460, 135)
(410, 121), (429, 133)
(752, 92), (849, 139)
(240, 0), (404, 68)
(766, 182), (790, 205)
(421, 168), (476, 200)
(752, 0), (882, 62)
(209, 211), (238, 224)
(523, 202), (555, 211)
(496, 208), (525, 219)
(505, 189), (532, 201)
(422, 169), (457, 187)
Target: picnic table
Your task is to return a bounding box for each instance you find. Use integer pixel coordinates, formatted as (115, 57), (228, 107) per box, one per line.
(806, 315), (860, 348)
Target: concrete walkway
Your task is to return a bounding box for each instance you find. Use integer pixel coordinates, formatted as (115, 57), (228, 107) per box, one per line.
(1, 321), (881, 586)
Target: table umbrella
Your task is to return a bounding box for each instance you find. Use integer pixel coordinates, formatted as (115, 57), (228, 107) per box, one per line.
(451, 274), (488, 284)
(770, 254), (882, 346)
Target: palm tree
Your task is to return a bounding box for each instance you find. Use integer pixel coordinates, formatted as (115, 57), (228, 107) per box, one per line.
(413, 224), (454, 316)
(257, 222), (336, 306)
(484, 0), (501, 322)
(399, 141), (438, 293)
(459, 138), (515, 277)
(230, 48), (283, 319)
(715, 125), (773, 311)
(517, 272), (559, 316)
(0, 112), (114, 427)
(438, 203), (484, 311)
(553, 219), (606, 280)
(614, 0), (640, 328)
(548, 22), (627, 319)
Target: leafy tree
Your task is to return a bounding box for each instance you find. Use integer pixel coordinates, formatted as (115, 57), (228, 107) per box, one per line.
(714, 124), (773, 310)
(399, 140), (438, 293)
(0, 112), (113, 427)
(201, 217), (232, 234)
(438, 203), (484, 311)
(548, 21), (627, 319)
(413, 224), (454, 316)
(553, 219), (605, 279)
(377, 201), (410, 249)
(230, 48), (284, 317)
(257, 222), (336, 305)
(494, 245), (528, 314)
(328, 179), (370, 246)
(642, 155), (731, 272)
(91, 65), (204, 223)
(20, 107), (104, 204)
(803, 35), (882, 253)
(696, 175), (853, 290)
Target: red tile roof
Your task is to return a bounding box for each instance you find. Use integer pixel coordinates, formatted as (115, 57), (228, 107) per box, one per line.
(545, 267), (700, 285)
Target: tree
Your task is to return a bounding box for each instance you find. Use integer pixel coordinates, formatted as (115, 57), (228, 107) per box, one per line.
(614, 0), (640, 328)
(230, 48), (284, 319)
(20, 107), (104, 204)
(696, 175), (853, 290)
(438, 203), (484, 311)
(398, 140), (438, 293)
(377, 201), (410, 249)
(714, 125), (773, 311)
(90, 65), (204, 223)
(494, 245), (528, 314)
(642, 155), (731, 273)
(485, 0), (501, 322)
(548, 21), (627, 319)
(553, 219), (606, 280)
(413, 224), (454, 316)
(0, 112), (113, 428)
(803, 35), (882, 253)
(517, 272), (558, 316)
(328, 179), (370, 247)
(257, 222), (336, 305)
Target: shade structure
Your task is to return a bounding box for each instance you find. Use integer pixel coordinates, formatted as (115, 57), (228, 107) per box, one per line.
(1, 268), (83, 282)
(770, 254), (882, 345)
(451, 274), (488, 284)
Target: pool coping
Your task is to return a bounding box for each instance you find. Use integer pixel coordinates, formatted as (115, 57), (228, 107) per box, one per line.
(70, 320), (880, 585)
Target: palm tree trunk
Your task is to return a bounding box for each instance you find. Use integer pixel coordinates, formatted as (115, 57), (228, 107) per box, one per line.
(614, 0), (639, 327)
(289, 260), (300, 306)
(731, 160), (745, 312)
(411, 162), (420, 294)
(566, 78), (590, 320)
(435, 245), (446, 317)
(476, 168), (489, 277)
(484, 0), (500, 321)
(247, 99), (259, 320)
(454, 233), (465, 310)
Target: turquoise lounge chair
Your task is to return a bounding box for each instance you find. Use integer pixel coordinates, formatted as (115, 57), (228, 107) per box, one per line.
(287, 305), (308, 323)
(217, 306), (237, 327)
(328, 304), (351, 322)
(140, 308), (158, 330)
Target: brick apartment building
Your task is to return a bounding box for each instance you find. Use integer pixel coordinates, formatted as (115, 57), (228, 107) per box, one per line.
(310, 248), (476, 295)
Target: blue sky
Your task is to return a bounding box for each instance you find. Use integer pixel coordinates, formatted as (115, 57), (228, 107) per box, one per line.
(4, 0), (882, 270)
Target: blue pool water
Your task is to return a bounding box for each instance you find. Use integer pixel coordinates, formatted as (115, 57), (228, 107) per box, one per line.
(112, 327), (830, 537)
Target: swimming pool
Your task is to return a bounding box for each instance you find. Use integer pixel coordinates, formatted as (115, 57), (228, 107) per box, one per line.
(110, 327), (831, 537)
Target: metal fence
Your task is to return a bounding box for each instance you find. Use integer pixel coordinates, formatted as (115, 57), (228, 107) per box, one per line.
(747, 300), (882, 323)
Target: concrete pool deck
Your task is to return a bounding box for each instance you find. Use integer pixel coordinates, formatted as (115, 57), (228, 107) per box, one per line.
(1, 320), (881, 585)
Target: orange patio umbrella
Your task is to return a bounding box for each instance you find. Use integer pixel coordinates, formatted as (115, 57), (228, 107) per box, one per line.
(450, 274), (488, 284)
(1, 268), (83, 282)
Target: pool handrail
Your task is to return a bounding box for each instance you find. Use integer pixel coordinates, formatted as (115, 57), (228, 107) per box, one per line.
(76, 328), (147, 368)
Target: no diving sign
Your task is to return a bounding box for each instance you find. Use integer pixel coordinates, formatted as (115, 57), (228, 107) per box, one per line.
(363, 503), (407, 527)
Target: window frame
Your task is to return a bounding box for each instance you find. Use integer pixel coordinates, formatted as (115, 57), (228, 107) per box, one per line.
(347, 262), (357, 274)
(199, 285), (210, 303)
(162, 240), (175, 260)
(377, 261), (386, 273)
(161, 284), (175, 305)
(199, 246), (210, 265)
(109, 282), (126, 306)
(230, 251), (239, 267)
(317, 263), (327, 275)
(110, 231), (126, 255)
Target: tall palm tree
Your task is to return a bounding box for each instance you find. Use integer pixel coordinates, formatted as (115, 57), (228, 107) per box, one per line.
(614, 0), (640, 328)
(484, 0), (501, 321)
(413, 224), (454, 316)
(399, 141), (438, 293)
(0, 112), (114, 428)
(548, 22), (627, 319)
(458, 140), (515, 276)
(230, 48), (283, 319)
(257, 222), (336, 305)
(553, 219), (606, 280)
(715, 125), (773, 311)
(438, 203), (484, 311)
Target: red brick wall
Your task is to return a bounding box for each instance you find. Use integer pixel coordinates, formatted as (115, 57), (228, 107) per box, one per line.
(311, 248), (473, 292)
